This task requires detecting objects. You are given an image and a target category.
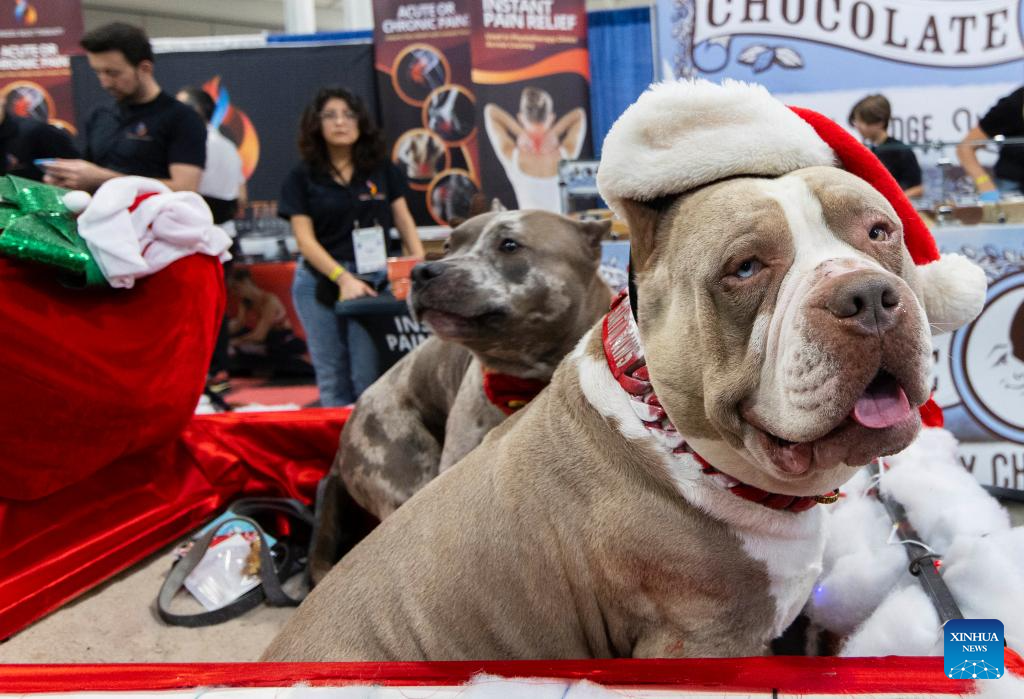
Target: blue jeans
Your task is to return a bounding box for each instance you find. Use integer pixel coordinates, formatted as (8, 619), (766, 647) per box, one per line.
(292, 260), (380, 406)
(996, 178), (1022, 196)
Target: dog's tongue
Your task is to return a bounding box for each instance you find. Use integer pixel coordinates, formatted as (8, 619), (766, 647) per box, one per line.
(852, 374), (911, 429)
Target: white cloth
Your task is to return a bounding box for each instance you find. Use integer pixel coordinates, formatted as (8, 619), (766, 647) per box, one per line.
(804, 428), (1024, 656)
(199, 126), (245, 200)
(77, 176), (232, 289)
(200, 127), (246, 239)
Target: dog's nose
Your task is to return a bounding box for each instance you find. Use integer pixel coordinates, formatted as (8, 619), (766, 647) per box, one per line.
(825, 275), (901, 334)
(411, 261), (447, 286)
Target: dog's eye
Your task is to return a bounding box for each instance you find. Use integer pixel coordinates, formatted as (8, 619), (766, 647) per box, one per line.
(734, 258), (762, 279)
(499, 238), (520, 252)
(868, 225), (890, 242)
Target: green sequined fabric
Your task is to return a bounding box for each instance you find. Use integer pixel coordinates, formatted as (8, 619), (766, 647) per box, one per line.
(0, 176), (105, 286)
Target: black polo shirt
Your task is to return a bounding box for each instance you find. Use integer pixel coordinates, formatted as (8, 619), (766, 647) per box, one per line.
(871, 137), (922, 191)
(278, 161), (408, 264)
(83, 91), (206, 179)
(979, 86), (1024, 187)
(0, 114), (79, 181)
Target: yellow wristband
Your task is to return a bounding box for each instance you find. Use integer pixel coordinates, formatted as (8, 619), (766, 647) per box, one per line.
(975, 174), (992, 185)
(328, 265), (344, 283)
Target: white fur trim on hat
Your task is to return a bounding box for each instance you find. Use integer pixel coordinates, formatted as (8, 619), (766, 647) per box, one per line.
(596, 79), (836, 219)
(917, 253), (988, 334)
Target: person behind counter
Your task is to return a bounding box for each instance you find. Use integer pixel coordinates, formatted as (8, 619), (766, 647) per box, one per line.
(849, 94), (922, 198)
(956, 86), (1024, 202)
(42, 22), (206, 193)
(176, 85), (249, 391)
(175, 86), (247, 235)
(279, 86), (424, 407)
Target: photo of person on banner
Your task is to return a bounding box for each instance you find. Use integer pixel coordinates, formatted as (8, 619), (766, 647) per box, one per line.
(483, 86), (586, 212)
(394, 129), (446, 184)
(425, 85), (475, 143)
(394, 46), (448, 104)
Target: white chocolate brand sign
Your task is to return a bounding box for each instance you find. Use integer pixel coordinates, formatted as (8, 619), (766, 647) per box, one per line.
(693, 0), (1023, 68)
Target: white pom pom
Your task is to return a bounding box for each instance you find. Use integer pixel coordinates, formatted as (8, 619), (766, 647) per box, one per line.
(62, 190), (92, 214)
(918, 253), (988, 335)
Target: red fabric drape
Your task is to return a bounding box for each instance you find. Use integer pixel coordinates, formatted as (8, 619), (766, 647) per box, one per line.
(0, 255), (224, 501)
(0, 409), (349, 642)
(0, 256), (350, 641)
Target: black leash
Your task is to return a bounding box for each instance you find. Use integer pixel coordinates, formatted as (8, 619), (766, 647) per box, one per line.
(627, 254), (639, 321)
(869, 460), (964, 625)
(157, 498), (313, 627)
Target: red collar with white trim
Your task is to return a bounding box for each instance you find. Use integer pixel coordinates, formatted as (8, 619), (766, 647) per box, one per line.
(482, 370), (549, 416)
(601, 291), (838, 513)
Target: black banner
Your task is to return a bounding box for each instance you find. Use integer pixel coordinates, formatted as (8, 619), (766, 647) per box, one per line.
(470, 0), (592, 212)
(70, 43), (376, 202)
(0, 0), (83, 134)
(372, 1), (478, 226)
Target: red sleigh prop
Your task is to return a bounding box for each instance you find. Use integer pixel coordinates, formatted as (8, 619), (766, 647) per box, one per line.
(0, 256), (349, 641)
(1, 258), (1021, 698)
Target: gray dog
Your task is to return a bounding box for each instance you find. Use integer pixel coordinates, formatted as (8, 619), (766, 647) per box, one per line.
(308, 210), (612, 582)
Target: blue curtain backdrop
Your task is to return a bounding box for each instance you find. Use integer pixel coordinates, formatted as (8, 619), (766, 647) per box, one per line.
(587, 7), (654, 157)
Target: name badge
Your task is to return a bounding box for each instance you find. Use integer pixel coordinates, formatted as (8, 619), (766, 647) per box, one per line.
(352, 225), (387, 274)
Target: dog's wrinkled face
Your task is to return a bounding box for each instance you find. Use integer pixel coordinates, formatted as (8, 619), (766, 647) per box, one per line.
(635, 167), (932, 496)
(410, 210), (607, 372)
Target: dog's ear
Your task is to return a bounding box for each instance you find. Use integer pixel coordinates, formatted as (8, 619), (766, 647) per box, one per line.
(489, 197), (507, 212)
(573, 218), (610, 257)
(616, 198), (664, 273)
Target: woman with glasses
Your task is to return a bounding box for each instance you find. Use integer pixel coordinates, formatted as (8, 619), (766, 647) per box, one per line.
(280, 86), (424, 406)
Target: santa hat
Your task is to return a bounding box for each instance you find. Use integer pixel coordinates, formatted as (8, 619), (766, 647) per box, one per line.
(596, 79), (986, 335)
(74, 176), (232, 289)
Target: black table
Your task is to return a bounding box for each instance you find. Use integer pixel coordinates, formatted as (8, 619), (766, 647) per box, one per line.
(334, 293), (431, 375)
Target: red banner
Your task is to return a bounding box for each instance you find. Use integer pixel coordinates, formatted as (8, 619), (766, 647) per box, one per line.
(470, 0), (592, 212)
(0, 0), (83, 134)
(372, 1), (479, 226)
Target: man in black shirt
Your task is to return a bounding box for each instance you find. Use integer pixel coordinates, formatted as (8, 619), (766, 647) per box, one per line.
(957, 86), (1024, 201)
(41, 23), (205, 193)
(0, 109), (79, 181)
(848, 94), (922, 198)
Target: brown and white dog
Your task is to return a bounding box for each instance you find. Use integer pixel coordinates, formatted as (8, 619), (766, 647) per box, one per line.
(265, 81), (986, 661)
(308, 210), (612, 582)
